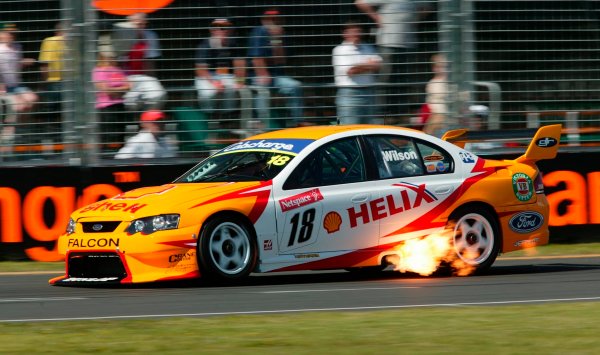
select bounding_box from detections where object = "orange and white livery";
[50,124,561,285]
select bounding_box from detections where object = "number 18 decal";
[288,208,316,246]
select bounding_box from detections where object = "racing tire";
[198,216,257,284]
[449,207,501,274]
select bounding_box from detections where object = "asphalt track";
[2,256,600,322]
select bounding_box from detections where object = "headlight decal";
[127,214,180,235]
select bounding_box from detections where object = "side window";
[284,137,366,190]
[415,140,454,174]
[365,135,423,179]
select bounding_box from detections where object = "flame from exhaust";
[388,230,477,277]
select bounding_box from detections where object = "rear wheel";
[450,208,500,273]
[198,216,257,283]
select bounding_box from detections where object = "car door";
[273,136,381,254]
[362,134,463,244]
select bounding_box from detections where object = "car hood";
[72,181,269,221]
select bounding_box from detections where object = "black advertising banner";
[0,151,598,261]
[0,164,193,261]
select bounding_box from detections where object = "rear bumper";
[499,195,550,253]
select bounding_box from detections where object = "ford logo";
[92,224,103,231]
[509,212,543,233]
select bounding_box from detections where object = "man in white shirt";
[332,22,382,124]
[115,110,177,159]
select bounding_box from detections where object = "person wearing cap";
[195,18,246,118]
[115,109,177,159]
[248,9,304,126]
[0,22,38,143]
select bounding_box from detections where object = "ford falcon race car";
[50,124,561,285]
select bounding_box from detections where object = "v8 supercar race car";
[50,124,561,285]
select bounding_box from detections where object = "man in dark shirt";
[248,9,304,126]
[195,18,246,114]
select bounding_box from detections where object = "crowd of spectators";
[0,4,463,160]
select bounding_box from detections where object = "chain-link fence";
[1,0,599,166]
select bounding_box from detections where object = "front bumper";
[49,224,202,285]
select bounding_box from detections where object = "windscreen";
[176,139,314,183]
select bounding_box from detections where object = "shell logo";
[93,0,174,16]
[323,211,342,234]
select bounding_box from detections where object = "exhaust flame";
[388,230,477,277]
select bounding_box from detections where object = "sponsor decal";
[279,188,323,212]
[513,237,539,248]
[219,139,313,155]
[382,150,418,162]
[459,151,476,164]
[168,251,195,263]
[436,161,446,172]
[509,211,544,233]
[323,211,342,234]
[536,137,557,148]
[67,238,119,248]
[347,183,437,228]
[425,162,437,173]
[263,239,273,251]
[294,253,320,259]
[512,173,533,201]
[424,155,444,162]
[79,201,147,214]
[61,277,119,282]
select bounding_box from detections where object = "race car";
[50,124,561,285]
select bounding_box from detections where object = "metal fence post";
[67,0,98,166]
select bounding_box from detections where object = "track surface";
[2,256,600,322]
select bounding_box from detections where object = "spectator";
[124,73,167,111]
[0,23,38,143]
[113,12,161,76]
[421,53,480,137]
[332,22,382,125]
[194,18,246,118]
[92,52,131,151]
[115,109,177,159]
[38,22,67,116]
[421,53,448,136]
[355,0,427,118]
[248,9,304,126]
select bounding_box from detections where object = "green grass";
[500,242,600,258]
[2,303,600,353]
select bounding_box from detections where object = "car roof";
[247,125,421,141]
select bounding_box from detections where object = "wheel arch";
[199,210,259,242]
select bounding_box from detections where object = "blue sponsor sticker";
[509,211,544,233]
[436,161,446,172]
[459,151,476,164]
[218,139,314,155]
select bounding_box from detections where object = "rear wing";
[442,124,562,164]
[514,124,561,164]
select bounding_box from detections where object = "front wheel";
[198,216,257,283]
[450,208,501,273]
